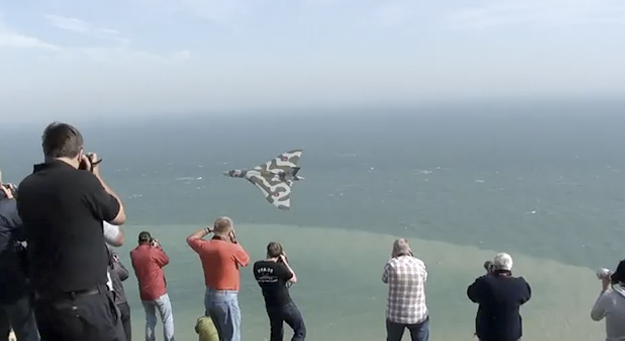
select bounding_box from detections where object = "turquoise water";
[1,106,624,340]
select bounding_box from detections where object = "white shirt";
[382,255,429,324]
[103,221,122,245]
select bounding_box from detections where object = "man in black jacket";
[107,246,132,341]
[467,253,531,341]
[0,183,39,341]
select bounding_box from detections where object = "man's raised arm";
[83,154,126,225]
[93,163,126,225]
[280,254,297,283]
[187,227,211,253]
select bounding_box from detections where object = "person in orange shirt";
[130,231,175,341]
[186,217,250,341]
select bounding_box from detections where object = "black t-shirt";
[253,260,293,308]
[16,160,120,294]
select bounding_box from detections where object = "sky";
[0,0,624,122]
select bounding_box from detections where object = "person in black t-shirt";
[16,122,127,341]
[253,242,306,341]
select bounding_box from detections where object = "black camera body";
[79,154,102,172]
[277,252,289,264]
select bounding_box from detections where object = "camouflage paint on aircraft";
[223,150,304,210]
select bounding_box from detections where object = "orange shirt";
[129,244,170,301]
[187,236,250,291]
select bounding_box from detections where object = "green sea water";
[1,105,625,340]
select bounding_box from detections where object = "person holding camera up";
[382,238,429,341]
[130,231,175,341]
[591,260,625,340]
[467,253,531,341]
[186,217,250,341]
[0,182,39,341]
[16,122,127,341]
[253,242,306,341]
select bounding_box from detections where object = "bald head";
[213,216,233,236]
[392,238,413,258]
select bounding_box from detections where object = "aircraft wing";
[244,170,292,210]
[253,149,302,173]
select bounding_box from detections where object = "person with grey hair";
[467,252,531,341]
[382,238,429,341]
[591,259,625,341]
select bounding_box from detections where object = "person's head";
[212,216,233,237]
[391,238,413,258]
[492,252,513,272]
[41,122,84,167]
[138,231,152,245]
[266,242,284,259]
[611,259,625,284]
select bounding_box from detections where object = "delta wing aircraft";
[223,149,304,210]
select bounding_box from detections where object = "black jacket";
[107,246,130,305]
[467,270,531,341]
[0,197,30,304]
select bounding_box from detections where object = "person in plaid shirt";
[382,238,429,341]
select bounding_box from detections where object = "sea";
[1,102,625,340]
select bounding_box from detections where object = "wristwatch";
[205,227,211,234]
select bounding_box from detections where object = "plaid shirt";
[382,255,428,324]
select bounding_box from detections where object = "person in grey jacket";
[592,259,625,341]
[107,246,132,341]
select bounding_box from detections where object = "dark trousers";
[0,295,40,341]
[386,316,429,341]
[117,302,131,341]
[34,286,125,341]
[266,301,306,341]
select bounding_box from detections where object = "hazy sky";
[1,0,624,122]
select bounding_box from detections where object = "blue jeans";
[204,288,241,341]
[142,293,175,341]
[0,295,39,341]
[386,316,429,341]
[266,301,306,341]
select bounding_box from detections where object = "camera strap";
[90,158,103,172]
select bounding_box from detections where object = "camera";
[150,238,160,247]
[277,252,288,263]
[597,268,612,280]
[79,154,102,172]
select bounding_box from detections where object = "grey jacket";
[591,285,625,341]
[107,246,130,305]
